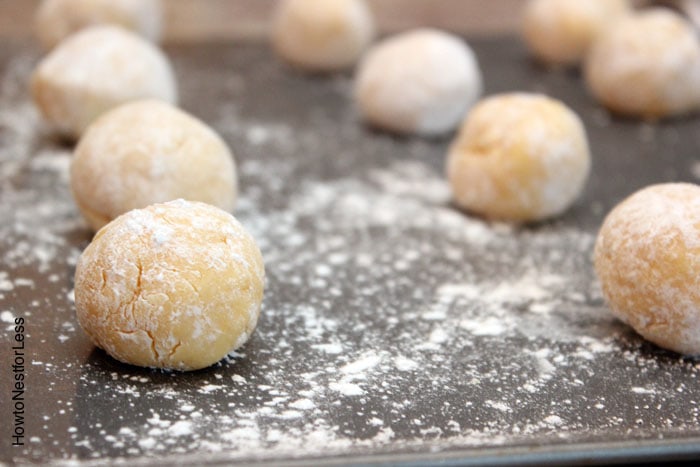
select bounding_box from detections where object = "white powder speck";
[460,317,507,336]
[0,277,13,291]
[13,278,33,287]
[168,421,193,437]
[289,399,315,410]
[329,382,364,396]
[369,417,384,426]
[485,401,512,413]
[246,125,271,146]
[529,302,555,314]
[29,151,71,182]
[232,374,246,384]
[313,343,343,354]
[429,328,449,344]
[631,387,656,395]
[314,264,332,277]
[138,437,156,450]
[278,410,303,419]
[543,415,564,426]
[1,310,14,323]
[394,356,419,372]
[340,352,381,374]
[421,310,447,321]
[147,414,170,428]
[199,385,222,394]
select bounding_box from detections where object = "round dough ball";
[272,0,375,72]
[70,99,237,231]
[594,184,700,355]
[584,9,700,119]
[522,0,631,66]
[31,25,177,139]
[35,0,163,50]
[447,93,590,222]
[74,199,265,371]
[355,29,483,136]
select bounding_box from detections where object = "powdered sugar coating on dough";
[35,0,163,50]
[522,0,631,66]
[272,0,375,71]
[70,99,237,231]
[31,25,177,138]
[74,200,265,371]
[447,93,590,222]
[355,29,482,136]
[584,9,700,119]
[594,183,700,355]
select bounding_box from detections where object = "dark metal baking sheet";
[2,37,700,466]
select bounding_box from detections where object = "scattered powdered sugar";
[1,309,15,324]
[4,42,700,466]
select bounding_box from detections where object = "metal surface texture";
[2,38,700,465]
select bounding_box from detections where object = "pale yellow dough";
[272,0,375,71]
[35,0,163,50]
[31,25,177,139]
[70,99,237,231]
[522,0,631,66]
[594,184,700,356]
[447,93,590,222]
[74,200,265,371]
[584,9,700,119]
[355,29,482,136]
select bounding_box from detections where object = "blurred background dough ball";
[522,0,631,66]
[355,29,482,136]
[447,93,590,222]
[70,100,237,231]
[35,0,163,50]
[584,9,700,119]
[31,25,177,139]
[272,0,375,71]
[594,184,700,355]
[74,200,265,371]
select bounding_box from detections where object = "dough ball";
[74,199,265,371]
[70,99,237,231]
[35,0,163,50]
[522,0,631,66]
[584,9,700,119]
[272,0,375,72]
[31,25,177,139]
[355,29,482,136]
[447,93,590,222]
[594,184,700,355]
